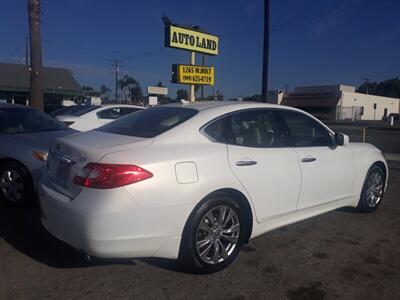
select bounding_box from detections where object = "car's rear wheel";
[179,193,246,274]
[357,165,385,213]
[0,161,33,206]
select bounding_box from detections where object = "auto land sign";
[173,64,215,85]
[165,25,219,55]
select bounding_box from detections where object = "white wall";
[340,92,400,120]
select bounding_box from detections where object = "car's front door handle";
[301,157,317,163]
[236,160,258,166]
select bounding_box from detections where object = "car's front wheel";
[179,193,246,274]
[0,161,33,206]
[357,164,385,213]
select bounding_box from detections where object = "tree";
[82,85,94,91]
[118,75,143,105]
[216,90,224,101]
[100,84,111,102]
[176,88,189,101]
[357,78,400,98]
[28,0,44,110]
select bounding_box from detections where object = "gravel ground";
[0,162,399,300]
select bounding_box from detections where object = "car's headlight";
[32,151,48,162]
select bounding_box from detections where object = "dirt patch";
[287,281,326,300]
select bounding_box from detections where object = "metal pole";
[25,36,29,66]
[111,60,121,104]
[190,51,196,102]
[28,0,44,110]
[261,0,270,103]
[200,54,205,100]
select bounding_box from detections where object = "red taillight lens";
[73,163,153,189]
[63,121,75,127]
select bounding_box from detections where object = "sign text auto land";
[165,25,219,55]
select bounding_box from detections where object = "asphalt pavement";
[0,162,399,300]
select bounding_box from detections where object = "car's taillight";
[73,163,153,189]
[63,121,75,127]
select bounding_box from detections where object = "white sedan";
[56,104,144,131]
[39,101,388,273]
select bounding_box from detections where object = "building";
[277,85,400,121]
[0,62,81,107]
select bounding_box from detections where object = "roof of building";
[0,62,81,96]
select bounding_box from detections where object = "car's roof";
[163,100,283,111]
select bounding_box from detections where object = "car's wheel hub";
[195,205,240,265]
[0,169,24,203]
[366,171,384,208]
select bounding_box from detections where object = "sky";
[0,0,399,99]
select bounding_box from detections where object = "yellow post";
[190,51,196,102]
[362,127,366,143]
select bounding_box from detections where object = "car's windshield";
[97,107,198,138]
[73,105,101,116]
[0,107,67,134]
[50,105,90,117]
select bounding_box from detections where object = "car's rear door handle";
[301,157,317,163]
[236,160,258,166]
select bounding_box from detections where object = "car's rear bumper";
[38,175,188,259]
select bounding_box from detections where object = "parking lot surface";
[0,162,399,300]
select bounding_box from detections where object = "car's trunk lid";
[47,130,153,198]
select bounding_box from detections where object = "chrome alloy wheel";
[366,171,384,208]
[195,205,240,265]
[0,169,24,203]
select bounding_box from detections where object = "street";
[0,162,399,300]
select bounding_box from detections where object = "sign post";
[190,51,196,102]
[164,23,219,102]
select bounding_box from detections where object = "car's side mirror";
[334,132,349,146]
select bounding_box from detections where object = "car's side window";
[278,110,331,147]
[229,110,289,148]
[97,107,140,120]
[204,117,228,142]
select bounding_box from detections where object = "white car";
[39,101,388,273]
[56,104,144,131]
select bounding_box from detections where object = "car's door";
[222,109,302,223]
[277,110,354,210]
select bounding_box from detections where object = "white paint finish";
[341,91,400,121]
[56,104,145,131]
[39,101,388,261]
[175,162,198,184]
[227,146,301,222]
[294,145,355,209]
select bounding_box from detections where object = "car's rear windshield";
[50,105,90,117]
[0,107,67,134]
[97,107,198,138]
[73,105,101,116]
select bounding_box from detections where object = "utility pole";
[363,78,370,95]
[28,0,44,110]
[200,54,205,100]
[261,0,270,103]
[111,60,122,103]
[25,36,29,66]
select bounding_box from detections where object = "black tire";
[179,193,246,274]
[0,161,34,207]
[357,164,385,213]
